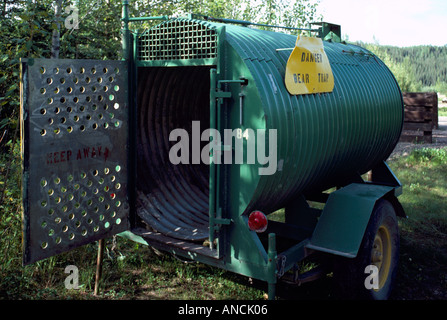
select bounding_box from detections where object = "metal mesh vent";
[21,58,129,264]
[138,19,218,61]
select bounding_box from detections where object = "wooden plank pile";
[400,92,438,143]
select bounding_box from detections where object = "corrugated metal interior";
[136,66,211,241]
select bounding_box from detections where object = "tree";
[51,0,63,58]
[364,43,422,92]
[0,0,321,150]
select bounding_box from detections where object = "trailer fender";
[306,183,397,258]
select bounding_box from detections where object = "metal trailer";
[20,1,405,300]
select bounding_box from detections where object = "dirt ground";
[389,116,447,159]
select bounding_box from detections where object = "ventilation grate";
[138,19,218,61]
[21,58,129,264]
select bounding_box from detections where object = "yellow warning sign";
[285,36,334,95]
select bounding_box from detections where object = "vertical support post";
[239,93,244,126]
[94,238,105,296]
[208,68,217,249]
[121,0,130,60]
[267,233,277,300]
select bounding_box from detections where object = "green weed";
[2,143,447,299]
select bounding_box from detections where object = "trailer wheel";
[333,198,399,300]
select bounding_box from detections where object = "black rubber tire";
[333,198,400,300]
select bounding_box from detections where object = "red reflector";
[248,211,268,233]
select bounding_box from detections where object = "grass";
[388,147,447,299]
[439,107,447,117]
[1,142,447,300]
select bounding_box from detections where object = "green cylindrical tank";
[222,23,404,214]
[135,19,403,240]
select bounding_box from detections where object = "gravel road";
[389,116,447,160]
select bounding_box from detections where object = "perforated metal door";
[20,58,129,265]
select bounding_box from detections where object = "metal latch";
[216,78,248,125]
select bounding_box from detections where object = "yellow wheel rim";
[371,224,392,290]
